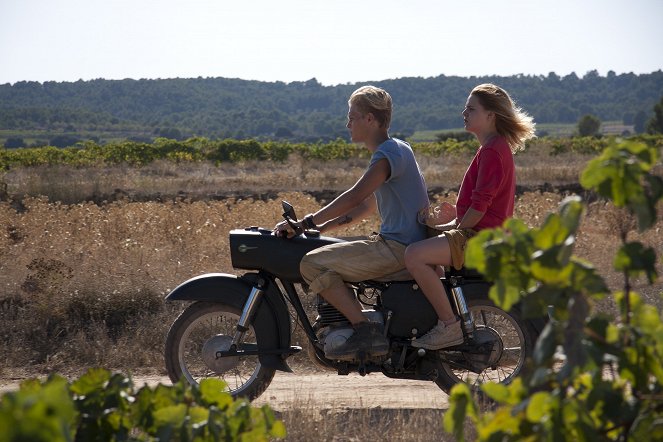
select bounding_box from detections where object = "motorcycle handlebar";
[281,200,305,237]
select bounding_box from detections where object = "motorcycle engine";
[320,326,355,355]
[315,299,385,356]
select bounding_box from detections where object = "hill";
[1,70,662,144]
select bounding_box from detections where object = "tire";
[165,301,275,401]
[435,298,537,393]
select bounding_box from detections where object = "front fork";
[231,279,267,347]
[449,278,475,338]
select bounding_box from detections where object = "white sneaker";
[412,319,464,350]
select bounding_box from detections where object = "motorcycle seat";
[445,266,484,280]
[370,268,413,283]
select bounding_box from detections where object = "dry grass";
[0,154,661,439]
[1,147,591,204]
[276,407,457,442]
[1,189,660,374]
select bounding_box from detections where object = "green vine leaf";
[614,242,658,284]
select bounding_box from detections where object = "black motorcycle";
[164,201,545,400]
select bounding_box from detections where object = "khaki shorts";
[441,229,476,270]
[300,233,409,294]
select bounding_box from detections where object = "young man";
[274,85,429,360]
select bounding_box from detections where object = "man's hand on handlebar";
[273,219,303,238]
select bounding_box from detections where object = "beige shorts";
[300,233,409,294]
[441,228,476,270]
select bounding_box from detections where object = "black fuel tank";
[229,227,345,282]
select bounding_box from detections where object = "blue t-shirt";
[369,138,428,245]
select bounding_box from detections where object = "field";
[1,146,662,440]
[409,121,632,141]
[2,120,631,147]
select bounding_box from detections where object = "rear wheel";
[165,301,275,401]
[435,299,537,393]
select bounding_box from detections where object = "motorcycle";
[164,201,545,401]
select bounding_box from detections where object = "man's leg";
[300,237,404,359]
[318,284,366,325]
[301,237,405,321]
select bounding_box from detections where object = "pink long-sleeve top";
[455,135,515,231]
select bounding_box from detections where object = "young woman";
[405,83,536,350]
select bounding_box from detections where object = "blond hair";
[471,83,536,153]
[349,85,392,129]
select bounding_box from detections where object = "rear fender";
[166,272,293,372]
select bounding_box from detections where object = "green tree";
[274,127,294,138]
[158,127,183,140]
[646,95,663,134]
[2,72,663,141]
[634,110,648,133]
[578,114,602,136]
[49,135,81,148]
[445,139,663,441]
[3,137,26,148]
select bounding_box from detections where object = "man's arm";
[317,195,377,233]
[309,158,390,227]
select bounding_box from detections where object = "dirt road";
[1,372,449,411]
[253,372,449,410]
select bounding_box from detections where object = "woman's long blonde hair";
[471,83,536,153]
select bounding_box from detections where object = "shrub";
[578,114,601,137]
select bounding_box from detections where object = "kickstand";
[396,345,408,370]
[357,351,368,376]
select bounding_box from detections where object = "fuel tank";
[229,227,345,282]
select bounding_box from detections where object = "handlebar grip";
[284,216,304,236]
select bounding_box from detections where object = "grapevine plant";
[445,139,663,441]
[4,135,660,170]
[0,368,286,441]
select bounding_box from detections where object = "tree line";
[1,71,662,143]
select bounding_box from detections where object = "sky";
[1,0,662,86]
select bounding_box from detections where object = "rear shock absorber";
[449,277,474,339]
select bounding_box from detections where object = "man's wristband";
[302,214,318,230]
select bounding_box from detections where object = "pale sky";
[1,0,662,86]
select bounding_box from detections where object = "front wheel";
[165,301,275,401]
[435,299,537,393]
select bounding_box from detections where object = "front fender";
[166,273,243,302]
[166,272,293,372]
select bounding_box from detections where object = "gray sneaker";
[411,320,464,350]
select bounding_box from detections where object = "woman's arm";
[432,202,485,231]
[456,207,485,229]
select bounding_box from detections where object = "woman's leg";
[405,236,456,323]
[405,236,464,349]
